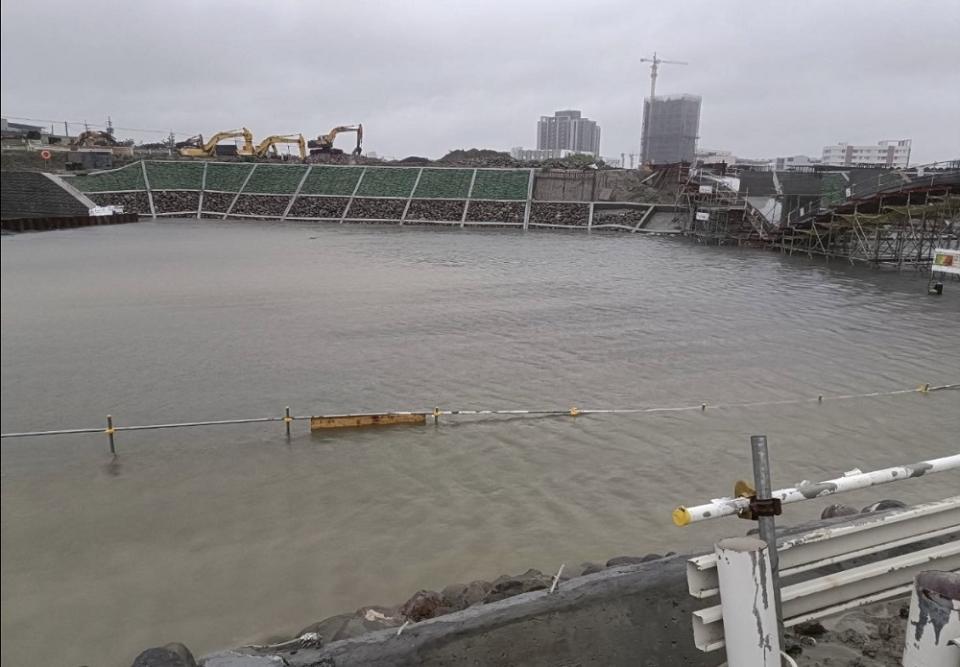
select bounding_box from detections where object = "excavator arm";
[310,124,362,156]
[250,134,307,160]
[180,128,254,157]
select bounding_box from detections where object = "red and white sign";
[40,149,52,160]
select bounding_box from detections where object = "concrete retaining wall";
[207,554,720,667]
[1,170,95,219]
[62,161,682,233]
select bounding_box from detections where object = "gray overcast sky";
[2,0,958,163]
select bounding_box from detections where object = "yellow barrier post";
[284,406,292,439]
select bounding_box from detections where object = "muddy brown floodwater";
[2,219,958,666]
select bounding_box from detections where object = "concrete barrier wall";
[1,171,94,219]
[208,555,721,667]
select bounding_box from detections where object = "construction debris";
[287,196,350,219]
[465,201,526,224]
[405,199,465,222]
[88,191,150,214]
[231,195,289,217]
[345,198,407,220]
[529,202,590,226]
[152,191,199,214]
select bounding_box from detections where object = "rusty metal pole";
[106,415,116,455]
[751,435,783,645]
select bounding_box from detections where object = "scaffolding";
[677,162,960,269]
[682,171,769,246]
[771,186,960,269]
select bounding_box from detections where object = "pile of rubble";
[200,192,235,213]
[466,201,526,224]
[287,196,350,219]
[345,198,406,220]
[592,206,648,226]
[405,199,465,222]
[152,191,200,214]
[89,191,150,214]
[230,195,289,217]
[529,202,590,226]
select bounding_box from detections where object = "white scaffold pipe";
[672,453,960,527]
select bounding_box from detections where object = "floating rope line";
[0,383,956,443]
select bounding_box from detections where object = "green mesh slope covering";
[145,162,205,190]
[204,163,254,192]
[355,167,419,197]
[471,170,530,200]
[299,166,363,195]
[72,163,145,192]
[413,169,473,198]
[242,164,308,194]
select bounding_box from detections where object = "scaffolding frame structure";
[679,162,960,270]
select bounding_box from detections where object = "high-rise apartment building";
[537,110,601,155]
[821,140,911,168]
[640,94,701,165]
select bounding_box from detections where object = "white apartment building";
[772,154,820,171]
[821,139,911,168]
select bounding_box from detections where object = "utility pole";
[639,52,688,165]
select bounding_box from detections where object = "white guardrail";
[675,443,960,666]
[689,496,960,651]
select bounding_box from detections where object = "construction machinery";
[71,130,119,148]
[308,124,363,156]
[241,134,307,160]
[178,128,254,158]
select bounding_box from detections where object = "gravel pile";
[152,191,200,214]
[345,198,406,220]
[230,195,289,217]
[529,202,590,226]
[405,199,465,222]
[287,196,349,219]
[466,201,526,223]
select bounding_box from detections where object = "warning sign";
[932,249,960,276]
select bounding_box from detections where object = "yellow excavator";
[308,124,363,156]
[241,134,307,160]
[178,128,254,157]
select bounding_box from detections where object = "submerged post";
[284,406,291,439]
[106,414,116,455]
[715,537,781,666]
[750,435,783,645]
